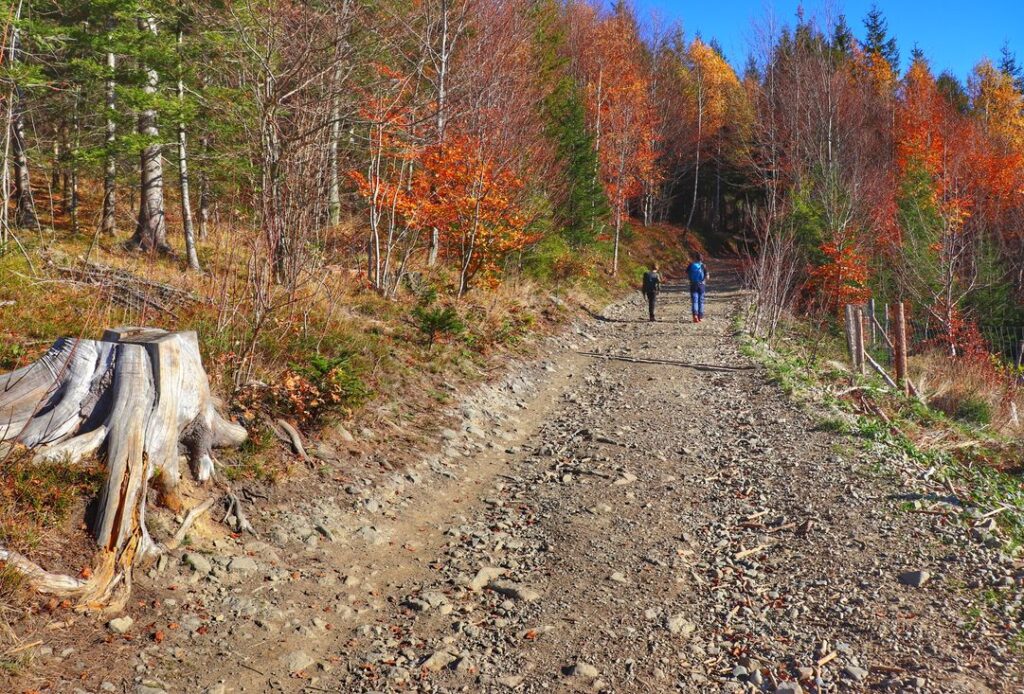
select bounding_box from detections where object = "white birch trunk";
[177,31,200,271]
[101,50,117,235]
[8,5,38,230]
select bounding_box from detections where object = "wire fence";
[859,301,1024,370]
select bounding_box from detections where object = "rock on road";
[91,273,1020,694]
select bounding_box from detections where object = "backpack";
[642,271,659,293]
[687,262,706,283]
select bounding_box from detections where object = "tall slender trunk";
[69,89,81,235]
[612,152,627,276]
[327,64,342,227]
[8,9,38,231]
[132,16,168,253]
[11,96,37,230]
[714,140,722,233]
[198,134,210,240]
[427,0,450,268]
[50,141,60,190]
[176,31,200,270]
[101,50,117,235]
[686,93,703,231]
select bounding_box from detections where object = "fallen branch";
[733,544,769,561]
[864,352,899,390]
[276,418,311,462]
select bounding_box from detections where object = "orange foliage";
[806,242,871,314]
[898,60,1024,232]
[411,136,534,291]
[576,5,660,227]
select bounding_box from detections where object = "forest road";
[35,271,1020,694]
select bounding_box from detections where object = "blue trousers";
[690,282,706,318]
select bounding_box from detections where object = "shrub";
[249,350,370,427]
[411,287,464,349]
[522,235,593,284]
[954,396,993,426]
[413,305,465,348]
[930,391,993,426]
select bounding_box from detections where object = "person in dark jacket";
[641,264,661,322]
[687,253,709,323]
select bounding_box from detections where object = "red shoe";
[692,315,698,323]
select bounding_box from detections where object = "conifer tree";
[831,14,854,56]
[999,41,1024,93]
[533,0,608,247]
[863,4,899,69]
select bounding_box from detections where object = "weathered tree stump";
[0,328,246,611]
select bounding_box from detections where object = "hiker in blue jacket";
[687,253,709,323]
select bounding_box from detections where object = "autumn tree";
[571,2,659,274]
[895,58,1024,353]
[970,59,1024,151]
[682,38,741,230]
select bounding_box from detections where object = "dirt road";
[17,275,1023,693]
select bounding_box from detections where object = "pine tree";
[999,41,1024,93]
[533,0,608,247]
[831,14,854,56]
[937,71,969,113]
[863,4,899,69]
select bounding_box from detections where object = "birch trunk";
[101,50,117,235]
[131,17,169,253]
[327,66,342,226]
[8,8,39,230]
[686,92,703,231]
[177,31,200,271]
[427,0,453,268]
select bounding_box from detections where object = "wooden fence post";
[883,303,892,365]
[844,304,857,369]
[894,301,909,396]
[867,298,876,346]
[854,306,866,375]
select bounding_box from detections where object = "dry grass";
[2,211,695,482]
[911,349,1023,435]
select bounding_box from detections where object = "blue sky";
[631,1,1024,79]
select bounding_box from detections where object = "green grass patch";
[0,452,105,552]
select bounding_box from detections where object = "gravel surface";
[12,275,1024,694]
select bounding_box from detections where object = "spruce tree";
[999,41,1024,93]
[937,71,969,113]
[532,0,609,247]
[831,14,854,56]
[863,4,899,69]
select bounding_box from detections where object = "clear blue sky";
[631,1,1024,79]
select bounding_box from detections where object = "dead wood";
[0,327,246,611]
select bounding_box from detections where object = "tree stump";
[0,328,246,611]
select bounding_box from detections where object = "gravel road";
[17,274,1024,694]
